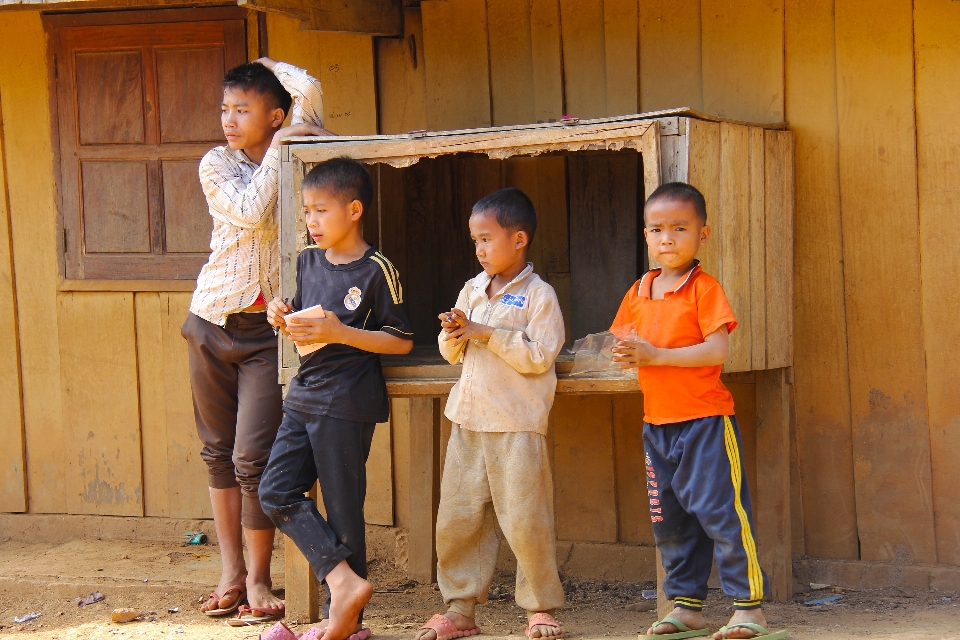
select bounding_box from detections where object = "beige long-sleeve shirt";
[190,62,324,326]
[438,264,565,436]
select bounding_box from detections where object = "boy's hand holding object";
[267,297,292,336]
[438,308,494,347]
[284,303,340,355]
[611,338,660,368]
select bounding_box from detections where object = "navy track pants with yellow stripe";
[643,414,768,610]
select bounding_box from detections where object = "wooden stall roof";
[282,107,787,167]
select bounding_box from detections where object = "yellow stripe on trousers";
[722,416,764,600]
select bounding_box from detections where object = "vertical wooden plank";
[266,16,379,134]
[58,293,144,516]
[530,0,564,122]
[505,156,569,275]
[285,484,320,624]
[366,420,394,526]
[613,393,653,545]
[135,292,169,517]
[834,0,935,564]
[162,293,210,519]
[638,0,703,112]
[552,395,617,542]
[718,123,751,372]
[568,153,639,339]
[915,0,960,566]
[487,0,536,126]
[559,0,607,118]
[377,8,428,134]
[784,0,857,561]
[603,0,638,116]
[747,128,767,371]
[421,0,492,130]
[763,130,794,369]
[700,0,784,123]
[0,94,26,512]
[391,397,439,582]
[0,13,66,513]
[686,119,721,279]
[755,369,791,601]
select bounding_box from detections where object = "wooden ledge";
[59,279,196,292]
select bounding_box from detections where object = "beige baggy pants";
[436,425,565,618]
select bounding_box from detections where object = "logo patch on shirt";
[500,293,526,308]
[344,286,362,311]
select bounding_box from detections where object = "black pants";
[644,414,769,611]
[181,312,283,530]
[260,408,375,618]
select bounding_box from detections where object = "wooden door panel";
[162,159,211,253]
[76,51,145,145]
[53,10,249,280]
[81,160,151,253]
[157,47,226,143]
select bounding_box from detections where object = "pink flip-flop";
[260,622,300,640]
[301,625,373,640]
[525,613,563,639]
[417,614,481,640]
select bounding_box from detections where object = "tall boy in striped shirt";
[182,58,328,622]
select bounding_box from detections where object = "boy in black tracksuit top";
[261,158,414,640]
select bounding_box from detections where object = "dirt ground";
[0,540,957,639]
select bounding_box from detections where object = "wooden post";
[283,483,321,624]
[392,396,440,584]
[755,367,792,601]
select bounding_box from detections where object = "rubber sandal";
[301,625,372,640]
[202,585,247,617]
[260,622,301,640]
[417,614,481,640]
[526,612,563,638]
[227,604,286,627]
[637,617,710,640]
[715,623,788,639]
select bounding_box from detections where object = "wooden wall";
[2,0,960,574]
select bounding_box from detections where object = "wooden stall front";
[277,110,794,621]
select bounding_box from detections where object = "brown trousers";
[436,425,565,618]
[181,312,283,530]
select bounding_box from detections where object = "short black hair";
[222,62,293,116]
[471,188,537,244]
[301,157,374,213]
[644,182,708,225]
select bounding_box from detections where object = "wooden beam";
[755,368,792,601]
[239,0,401,36]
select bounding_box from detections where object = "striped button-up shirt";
[190,62,324,326]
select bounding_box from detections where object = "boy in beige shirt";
[415,188,567,640]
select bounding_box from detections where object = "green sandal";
[715,622,788,639]
[638,617,710,640]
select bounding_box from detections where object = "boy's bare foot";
[200,571,247,612]
[527,611,563,639]
[713,608,768,639]
[302,619,365,639]
[414,612,478,640]
[247,575,285,613]
[646,607,707,635]
[324,561,373,640]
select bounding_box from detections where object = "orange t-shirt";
[611,263,737,425]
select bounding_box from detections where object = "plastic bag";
[569,326,638,375]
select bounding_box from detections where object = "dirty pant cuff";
[447,599,476,619]
[208,471,240,490]
[241,493,276,530]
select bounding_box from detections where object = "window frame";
[45,6,258,288]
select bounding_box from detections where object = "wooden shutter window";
[51,9,249,280]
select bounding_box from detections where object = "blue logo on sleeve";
[500,293,526,308]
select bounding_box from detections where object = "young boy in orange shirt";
[611,183,786,640]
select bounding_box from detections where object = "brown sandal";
[202,585,246,617]
[416,614,481,640]
[525,613,564,639]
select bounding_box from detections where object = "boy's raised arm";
[259,58,325,128]
[487,288,565,375]
[199,148,280,229]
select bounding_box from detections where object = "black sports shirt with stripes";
[283,245,413,423]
